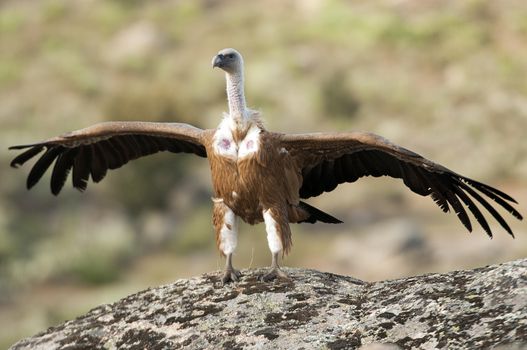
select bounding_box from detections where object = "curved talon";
[222,268,242,285]
[260,267,289,282]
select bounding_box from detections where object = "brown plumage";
[10,122,206,194]
[9,48,523,283]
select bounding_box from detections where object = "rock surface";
[11,259,527,350]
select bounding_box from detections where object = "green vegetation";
[1,0,526,347]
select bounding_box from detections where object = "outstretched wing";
[280,131,522,237]
[10,121,208,195]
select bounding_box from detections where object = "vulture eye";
[227,54,234,59]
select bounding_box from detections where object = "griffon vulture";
[9,48,523,283]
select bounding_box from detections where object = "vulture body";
[9,48,523,283]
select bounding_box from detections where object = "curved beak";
[212,54,224,68]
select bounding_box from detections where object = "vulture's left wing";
[10,121,208,195]
[279,131,522,237]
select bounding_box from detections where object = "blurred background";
[1,0,526,346]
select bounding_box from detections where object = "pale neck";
[225,70,247,123]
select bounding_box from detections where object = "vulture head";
[212,48,243,74]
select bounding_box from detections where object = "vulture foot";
[260,267,289,282]
[222,268,242,285]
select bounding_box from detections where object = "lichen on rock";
[10,259,527,349]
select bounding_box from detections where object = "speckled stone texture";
[10,259,527,350]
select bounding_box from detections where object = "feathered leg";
[261,208,290,281]
[213,200,242,284]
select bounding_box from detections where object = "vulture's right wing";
[280,131,522,238]
[10,121,209,195]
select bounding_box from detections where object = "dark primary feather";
[72,146,91,191]
[9,123,207,195]
[51,148,78,195]
[26,146,63,190]
[10,145,45,168]
[281,132,522,238]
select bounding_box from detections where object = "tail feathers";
[298,201,343,224]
